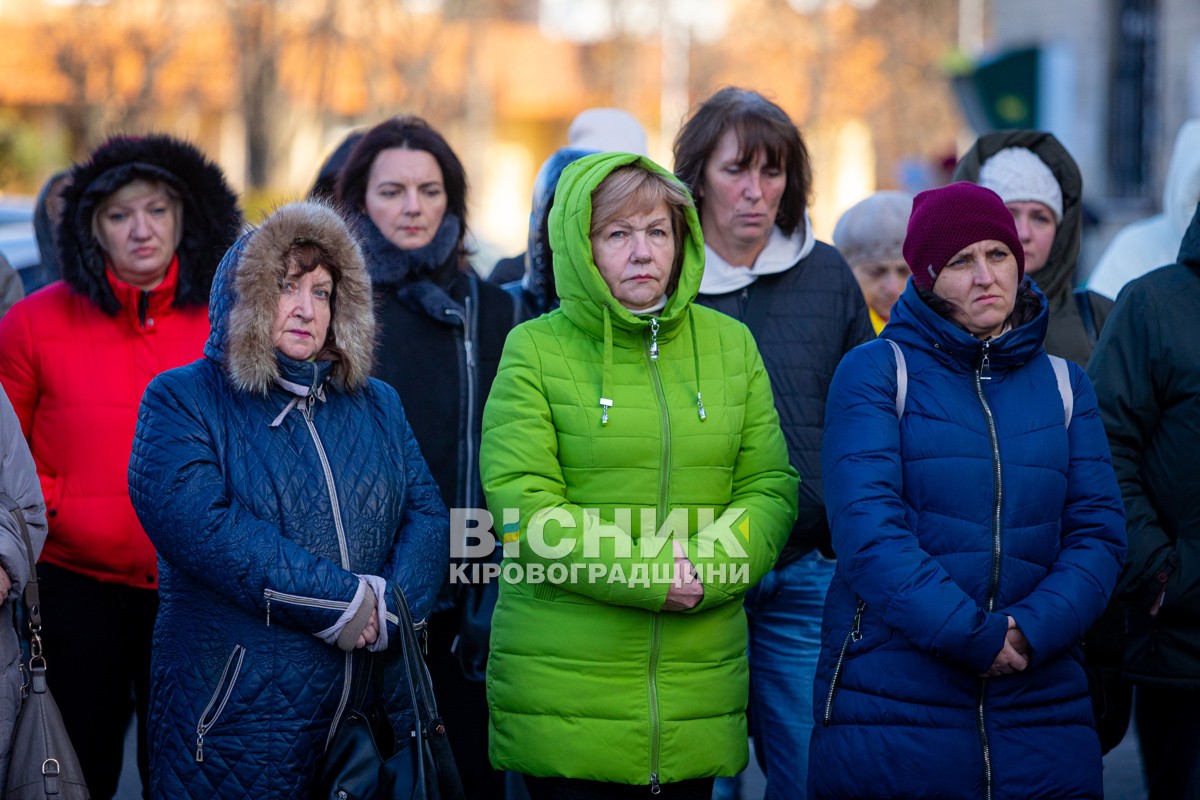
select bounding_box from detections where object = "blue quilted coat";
[128,202,449,799]
[811,281,1125,800]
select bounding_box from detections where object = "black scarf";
[357,211,462,287]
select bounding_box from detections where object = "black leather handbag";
[311,585,464,800]
[0,493,89,800]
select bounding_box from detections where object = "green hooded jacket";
[480,152,798,786]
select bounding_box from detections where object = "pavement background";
[116,715,1149,799]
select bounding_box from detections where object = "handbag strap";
[389,585,440,723]
[0,493,41,637]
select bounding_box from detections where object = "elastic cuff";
[336,585,376,651]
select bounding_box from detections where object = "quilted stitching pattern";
[128,213,449,799]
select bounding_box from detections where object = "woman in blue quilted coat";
[127,201,449,799]
[810,182,1125,800]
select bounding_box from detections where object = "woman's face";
[272,265,333,361]
[698,128,786,263]
[932,239,1019,339]
[590,199,675,312]
[851,258,910,323]
[94,179,181,290]
[364,147,448,251]
[1007,201,1056,274]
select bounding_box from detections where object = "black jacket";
[358,217,515,541]
[1087,203,1200,690]
[953,130,1111,367]
[696,240,873,557]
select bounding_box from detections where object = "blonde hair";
[91,178,184,252]
[589,164,694,292]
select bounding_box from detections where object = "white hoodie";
[1087,119,1200,300]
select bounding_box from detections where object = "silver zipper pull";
[649,318,659,361]
[600,398,612,426]
[195,735,205,763]
[980,341,992,381]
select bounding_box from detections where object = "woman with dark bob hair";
[672,87,873,798]
[811,182,1125,799]
[127,201,448,798]
[336,115,515,798]
[0,133,242,798]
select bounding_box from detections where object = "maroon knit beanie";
[903,181,1025,291]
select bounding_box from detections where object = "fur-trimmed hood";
[58,134,242,316]
[204,201,376,395]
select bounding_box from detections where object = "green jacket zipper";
[646,318,669,794]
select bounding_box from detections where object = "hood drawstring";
[599,307,707,425]
[688,309,706,421]
[269,375,327,427]
[600,305,614,425]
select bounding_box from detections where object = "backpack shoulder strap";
[886,339,907,419]
[1048,354,1074,429]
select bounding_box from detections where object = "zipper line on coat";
[445,297,479,518]
[646,323,671,794]
[297,363,355,744]
[823,599,865,726]
[973,340,1004,800]
[263,589,348,627]
[194,645,246,762]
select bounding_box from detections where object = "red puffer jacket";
[0,259,208,589]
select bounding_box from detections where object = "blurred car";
[0,196,49,295]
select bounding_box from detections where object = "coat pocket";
[194,644,247,763]
[822,600,866,727]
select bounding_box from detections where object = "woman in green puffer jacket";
[480,152,798,799]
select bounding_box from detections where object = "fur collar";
[58,134,242,316]
[205,201,376,395]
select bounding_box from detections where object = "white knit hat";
[567,108,648,157]
[833,191,914,268]
[978,147,1063,223]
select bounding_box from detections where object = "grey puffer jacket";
[0,384,47,792]
[128,201,449,800]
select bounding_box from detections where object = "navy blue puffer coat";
[128,202,449,799]
[811,281,1125,799]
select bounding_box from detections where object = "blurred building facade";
[0,0,968,253]
[980,0,1200,268]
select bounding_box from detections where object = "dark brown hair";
[672,87,812,237]
[335,116,469,256]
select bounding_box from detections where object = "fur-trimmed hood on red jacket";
[57,134,243,316]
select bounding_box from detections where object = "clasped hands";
[662,539,704,612]
[982,616,1031,678]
